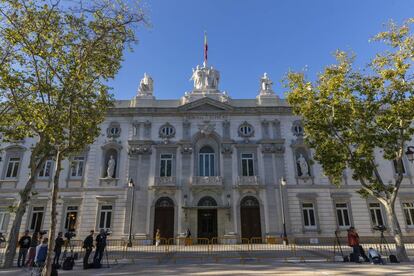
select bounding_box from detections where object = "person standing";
[185,228,192,246]
[155,229,161,247]
[82,230,94,269]
[347,227,361,263]
[0,232,5,246]
[34,238,48,266]
[53,232,64,266]
[25,232,39,267]
[94,229,107,265]
[17,230,31,267]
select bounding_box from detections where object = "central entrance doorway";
[240,196,262,240]
[153,197,174,243]
[197,196,218,241]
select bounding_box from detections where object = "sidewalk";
[1,259,414,276]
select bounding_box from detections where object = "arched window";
[241,196,260,207]
[198,196,217,207]
[199,146,215,176]
[155,197,174,208]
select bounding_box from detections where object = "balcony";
[154,176,177,187]
[192,176,223,187]
[236,176,261,187]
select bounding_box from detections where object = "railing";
[237,176,261,186]
[2,236,414,266]
[153,176,177,186]
[192,176,223,186]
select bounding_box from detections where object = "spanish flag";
[204,32,208,65]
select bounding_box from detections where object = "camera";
[373,225,386,232]
[39,230,47,236]
[65,231,76,240]
[104,229,112,236]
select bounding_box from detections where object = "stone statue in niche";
[106,155,116,178]
[296,154,310,177]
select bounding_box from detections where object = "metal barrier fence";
[1,236,414,265]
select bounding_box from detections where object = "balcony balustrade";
[237,176,261,186]
[192,176,223,186]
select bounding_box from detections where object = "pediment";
[179,97,233,112]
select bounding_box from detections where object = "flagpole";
[203,31,208,67]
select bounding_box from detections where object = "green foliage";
[285,18,414,201]
[0,0,146,154]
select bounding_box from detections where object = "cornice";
[106,106,293,117]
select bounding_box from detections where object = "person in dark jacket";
[53,232,64,265]
[17,230,31,267]
[93,229,107,265]
[25,232,38,267]
[347,227,361,263]
[82,230,94,269]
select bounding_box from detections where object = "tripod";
[377,230,391,256]
[333,231,348,262]
[62,238,75,260]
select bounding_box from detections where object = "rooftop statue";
[190,65,220,91]
[138,73,154,95]
[259,72,274,95]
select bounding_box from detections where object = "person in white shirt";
[368,247,384,264]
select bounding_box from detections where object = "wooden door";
[153,197,174,243]
[197,209,217,241]
[240,196,262,240]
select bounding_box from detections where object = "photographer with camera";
[53,232,64,266]
[93,229,108,267]
[82,230,94,269]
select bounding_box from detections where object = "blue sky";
[108,0,414,100]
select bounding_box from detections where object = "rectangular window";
[369,203,385,226]
[99,205,112,229]
[160,154,173,177]
[393,159,406,174]
[199,153,215,176]
[38,160,53,178]
[335,203,351,228]
[5,157,20,178]
[29,206,44,232]
[64,206,78,231]
[70,156,85,178]
[0,210,8,231]
[241,153,254,176]
[402,202,414,227]
[302,203,317,229]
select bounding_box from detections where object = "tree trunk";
[2,143,47,268]
[2,177,36,268]
[43,150,62,276]
[384,202,409,262]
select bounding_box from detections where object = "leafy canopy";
[285,18,414,200]
[0,0,146,153]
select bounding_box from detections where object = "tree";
[285,18,414,261]
[0,0,146,273]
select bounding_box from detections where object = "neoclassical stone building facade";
[1,63,414,242]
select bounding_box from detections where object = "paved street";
[1,259,414,276]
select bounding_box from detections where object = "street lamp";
[127,178,135,247]
[279,177,288,246]
[406,146,414,163]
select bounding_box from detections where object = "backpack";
[62,256,75,270]
[389,254,399,263]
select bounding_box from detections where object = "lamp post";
[406,146,414,163]
[127,178,135,247]
[279,177,288,245]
